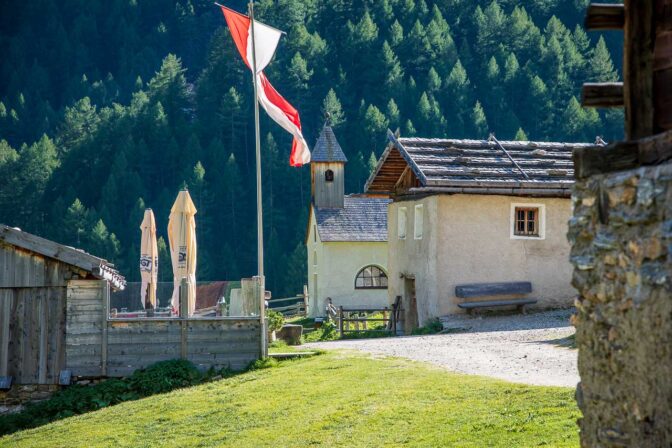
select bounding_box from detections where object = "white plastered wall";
[307,209,389,317]
[387,194,575,326]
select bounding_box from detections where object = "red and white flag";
[220,5,311,166]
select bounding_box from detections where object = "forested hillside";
[0,0,621,295]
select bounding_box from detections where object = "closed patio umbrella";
[168,189,197,316]
[139,208,158,310]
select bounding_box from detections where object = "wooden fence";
[325,297,403,337]
[267,286,308,317]
[65,280,261,379]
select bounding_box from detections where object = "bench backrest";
[455,282,532,298]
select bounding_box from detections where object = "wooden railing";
[337,306,395,337]
[268,286,308,317]
[325,297,404,337]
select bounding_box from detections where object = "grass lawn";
[0,352,579,448]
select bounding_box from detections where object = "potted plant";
[266,310,284,342]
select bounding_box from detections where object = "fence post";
[303,284,308,316]
[338,306,344,337]
[180,278,188,360]
[257,276,267,359]
[101,281,109,376]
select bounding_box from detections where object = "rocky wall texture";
[569,161,672,447]
[0,384,60,414]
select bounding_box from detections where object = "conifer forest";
[0,0,622,295]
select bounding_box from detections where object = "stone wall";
[569,161,672,447]
[0,384,60,414]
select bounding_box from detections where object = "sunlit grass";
[1,352,579,448]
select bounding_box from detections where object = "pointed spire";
[311,116,348,163]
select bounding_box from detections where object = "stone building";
[570,1,672,445]
[366,133,592,331]
[306,122,390,317]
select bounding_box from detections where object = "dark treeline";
[0,0,621,295]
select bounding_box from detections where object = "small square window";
[514,207,539,237]
[414,204,423,239]
[398,207,407,239]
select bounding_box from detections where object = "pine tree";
[63,199,89,247]
[368,151,378,176]
[364,104,390,147]
[321,89,345,127]
[590,36,618,82]
[389,20,404,48]
[561,96,587,140]
[471,101,489,137]
[382,41,404,90]
[504,53,519,82]
[427,67,442,93]
[514,128,528,141]
[386,98,401,129]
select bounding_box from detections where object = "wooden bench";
[455,282,537,314]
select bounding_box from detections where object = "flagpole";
[248,1,267,357]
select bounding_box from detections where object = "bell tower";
[311,115,347,209]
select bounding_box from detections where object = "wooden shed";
[0,225,125,386]
[0,225,263,394]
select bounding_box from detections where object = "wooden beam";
[624,0,655,139]
[585,3,625,30]
[573,129,672,178]
[582,82,624,107]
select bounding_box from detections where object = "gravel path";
[306,309,578,387]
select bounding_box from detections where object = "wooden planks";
[585,3,625,30]
[455,282,533,298]
[573,129,672,177]
[624,0,655,139]
[0,287,66,384]
[582,82,625,108]
[0,290,11,376]
[103,318,260,376]
[65,280,104,378]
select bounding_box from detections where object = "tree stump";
[277,324,303,346]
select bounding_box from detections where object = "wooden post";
[303,284,308,316]
[101,281,109,376]
[338,306,344,337]
[623,0,655,139]
[0,292,11,377]
[585,3,625,30]
[38,293,48,384]
[582,82,624,107]
[257,276,267,358]
[180,278,188,360]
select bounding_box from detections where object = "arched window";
[355,265,388,289]
[325,169,334,182]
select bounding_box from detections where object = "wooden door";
[404,278,419,334]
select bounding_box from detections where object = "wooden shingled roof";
[366,131,595,198]
[313,196,390,242]
[0,224,126,290]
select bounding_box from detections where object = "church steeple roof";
[311,116,348,163]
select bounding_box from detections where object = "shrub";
[127,359,202,396]
[248,357,279,370]
[302,320,339,343]
[0,359,205,437]
[267,310,285,332]
[411,318,444,335]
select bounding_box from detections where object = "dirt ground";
[306,309,578,387]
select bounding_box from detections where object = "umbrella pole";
[249,1,267,358]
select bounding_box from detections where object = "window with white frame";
[354,265,388,289]
[510,203,545,239]
[398,207,407,239]
[414,204,423,239]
